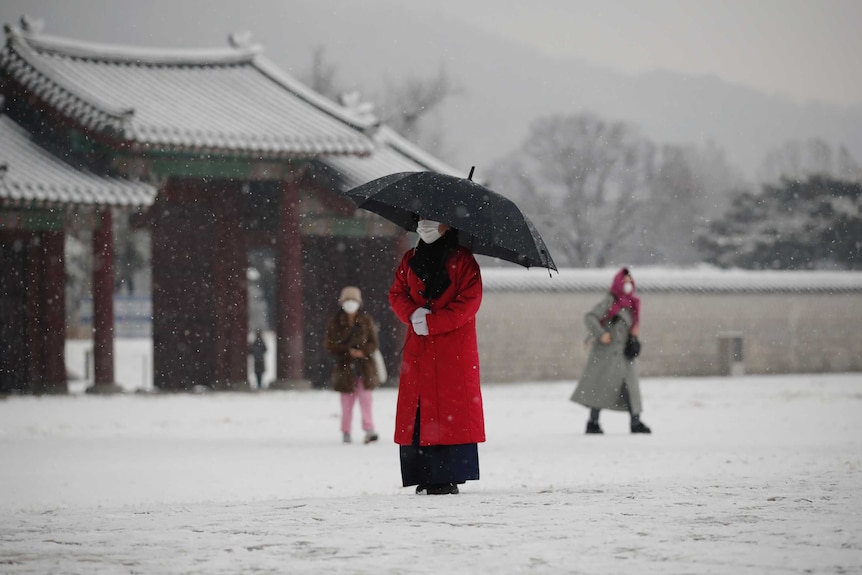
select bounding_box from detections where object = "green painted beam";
[0,209,66,231]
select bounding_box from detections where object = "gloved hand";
[410,307,431,336]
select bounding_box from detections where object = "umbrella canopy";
[344,170,557,271]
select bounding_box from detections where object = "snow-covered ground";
[1,357,860,573]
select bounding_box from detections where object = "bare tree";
[631,145,701,264]
[302,46,341,101]
[758,138,862,184]
[680,141,747,217]
[300,49,460,158]
[376,65,461,154]
[490,113,655,267]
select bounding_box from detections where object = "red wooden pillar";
[213,183,249,390]
[88,208,122,393]
[24,229,66,393]
[26,234,44,393]
[40,230,67,393]
[273,177,309,389]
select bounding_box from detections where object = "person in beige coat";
[324,286,380,444]
[570,268,651,434]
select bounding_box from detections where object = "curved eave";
[125,130,373,159]
[0,115,156,208]
[19,28,262,66]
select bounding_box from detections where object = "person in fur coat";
[324,286,380,444]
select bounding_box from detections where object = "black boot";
[631,422,651,433]
[417,483,459,495]
[585,421,603,434]
[630,416,651,434]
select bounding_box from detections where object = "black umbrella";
[344,168,557,271]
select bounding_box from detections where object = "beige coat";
[570,293,642,413]
[323,310,380,393]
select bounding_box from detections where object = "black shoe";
[417,483,459,495]
[586,421,603,434]
[631,421,652,434]
[364,432,379,444]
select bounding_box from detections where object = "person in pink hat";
[324,286,381,444]
[571,267,651,434]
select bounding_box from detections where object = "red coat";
[389,245,485,446]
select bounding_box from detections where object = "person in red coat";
[388,217,485,495]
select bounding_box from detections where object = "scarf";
[600,267,640,328]
[408,229,460,305]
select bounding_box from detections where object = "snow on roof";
[0,24,375,157]
[321,125,464,190]
[0,114,156,207]
[481,267,862,294]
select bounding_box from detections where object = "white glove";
[410,307,431,336]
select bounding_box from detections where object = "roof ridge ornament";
[228,31,254,50]
[339,91,379,129]
[20,15,45,34]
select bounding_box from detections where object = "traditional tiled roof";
[0,24,374,157]
[482,267,862,294]
[322,125,465,190]
[0,114,155,207]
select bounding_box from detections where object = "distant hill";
[2,0,860,180]
[266,0,862,180]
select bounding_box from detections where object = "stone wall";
[476,291,862,383]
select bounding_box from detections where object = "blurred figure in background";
[248,329,267,390]
[571,267,651,434]
[324,286,380,444]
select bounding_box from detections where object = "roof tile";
[0,115,156,207]
[1,26,375,157]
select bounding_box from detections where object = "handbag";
[371,348,387,384]
[624,334,641,359]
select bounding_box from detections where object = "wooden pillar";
[0,230,30,393]
[40,230,67,394]
[212,183,249,390]
[88,208,122,394]
[26,234,43,394]
[272,177,309,389]
[23,230,67,393]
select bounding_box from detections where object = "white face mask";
[416,220,443,244]
[623,282,634,295]
[341,300,360,314]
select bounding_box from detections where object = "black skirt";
[399,408,480,487]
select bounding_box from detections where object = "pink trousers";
[340,377,375,434]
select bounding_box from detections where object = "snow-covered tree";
[697,175,862,270]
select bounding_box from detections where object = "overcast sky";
[416,0,862,107]
[1,0,860,108]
